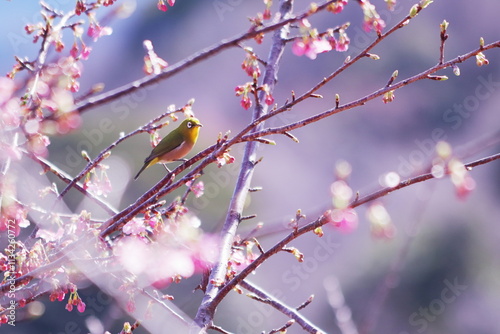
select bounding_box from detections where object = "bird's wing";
[144,129,184,164]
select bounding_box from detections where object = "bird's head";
[180,117,203,142]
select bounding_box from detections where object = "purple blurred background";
[1,0,500,333]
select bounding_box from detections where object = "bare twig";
[27,8,76,108]
[242,40,500,143]
[439,20,449,65]
[56,107,182,201]
[66,0,339,117]
[209,324,235,334]
[23,150,117,216]
[199,152,500,313]
[270,320,295,333]
[350,152,500,208]
[240,280,325,334]
[296,295,314,311]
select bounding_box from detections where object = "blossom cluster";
[116,205,218,291]
[292,19,350,60]
[325,160,359,233]
[431,141,476,200]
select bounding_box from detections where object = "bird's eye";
[187,122,193,128]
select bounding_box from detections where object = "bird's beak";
[197,123,203,127]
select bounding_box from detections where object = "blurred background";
[1,0,500,333]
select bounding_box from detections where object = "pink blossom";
[75,0,85,15]
[263,8,271,20]
[151,277,172,289]
[28,133,50,157]
[367,203,395,239]
[157,0,168,11]
[308,38,332,59]
[186,180,204,198]
[229,245,258,274]
[84,170,112,197]
[328,208,358,233]
[240,93,251,109]
[327,0,348,14]
[190,235,219,272]
[383,90,395,103]
[87,23,112,41]
[49,289,66,302]
[360,1,386,33]
[335,30,350,52]
[235,83,253,110]
[68,78,80,92]
[363,17,386,33]
[217,151,235,167]
[455,175,476,200]
[241,51,261,78]
[449,159,476,200]
[292,40,307,57]
[70,43,79,58]
[264,92,274,105]
[81,44,92,60]
[292,38,332,60]
[127,298,136,313]
[123,218,146,235]
[77,301,86,313]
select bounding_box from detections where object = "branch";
[56,107,183,201]
[201,152,500,312]
[27,7,76,108]
[241,280,325,334]
[97,38,500,241]
[193,0,293,329]
[233,2,433,137]
[350,152,500,208]
[23,150,117,216]
[0,235,86,295]
[242,40,500,142]
[67,0,338,117]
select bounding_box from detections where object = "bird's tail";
[134,163,148,180]
[134,157,160,180]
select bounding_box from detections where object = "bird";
[134,117,202,180]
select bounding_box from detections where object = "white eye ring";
[187,122,193,128]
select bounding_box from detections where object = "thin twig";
[0,234,88,294]
[242,40,500,143]
[202,152,500,312]
[65,0,339,118]
[240,280,325,334]
[270,320,295,333]
[56,108,182,201]
[209,324,235,334]
[23,150,117,216]
[28,8,76,108]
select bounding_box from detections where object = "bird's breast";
[157,140,194,163]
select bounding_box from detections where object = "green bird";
[134,117,203,180]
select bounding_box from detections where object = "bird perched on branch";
[134,117,202,180]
